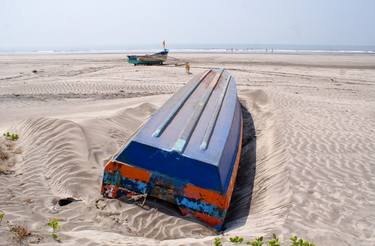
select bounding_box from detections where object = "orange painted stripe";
[180,208,223,227]
[224,116,243,208]
[192,211,223,227]
[104,160,117,173]
[104,160,150,183]
[117,162,151,183]
[184,116,243,210]
[184,184,226,209]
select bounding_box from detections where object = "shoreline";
[1,49,375,56]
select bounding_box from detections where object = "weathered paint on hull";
[102,117,242,230]
[127,50,168,65]
[101,69,242,230]
[127,57,164,65]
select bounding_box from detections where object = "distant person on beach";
[185,62,191,74]
[162,40,166,50]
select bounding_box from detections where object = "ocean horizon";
[1,44,375,54]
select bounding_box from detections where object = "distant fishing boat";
[127,49,169,65]
[101,69,242,230]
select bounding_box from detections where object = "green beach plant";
[247,236,263,246]
[47,218,61,242]
[214,237,222,246]
[0,211,4,223]
[230,236,244,243]
[3,132,19,141]
[212,234,314,246]
[290,235,315,246]
[213,234,315,246]
[268,234,281,246]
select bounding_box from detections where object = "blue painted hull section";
[117,142,223,192]
[116,100,241,194]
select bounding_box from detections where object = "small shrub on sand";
[47,218,61,242]
[0,139,13,175]
[10,224,31,245]
[247,236,263,246]
[0,149,9,161]
[268,234,281,246]
[0,211,4,222]
[214,237,222,246]
[230,236,244,243]
[0,146,11,175]
[3,132,19,141]
[213,234,314,246]
[290,235,315,246]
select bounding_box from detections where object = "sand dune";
[0,53,374,245]
[1,102,214,245]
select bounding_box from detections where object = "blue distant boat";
[102,69,242,230]
[127,49,169,65]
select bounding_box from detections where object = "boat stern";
[101,116,242,231]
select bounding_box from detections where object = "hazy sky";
[1,0,374,50]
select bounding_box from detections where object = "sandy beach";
[0,52,375,245]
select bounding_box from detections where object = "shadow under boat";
[223,104,257,230]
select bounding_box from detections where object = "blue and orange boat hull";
[127,49,169,65]
[102,69,242,230]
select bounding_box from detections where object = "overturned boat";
[101,69,242,230]
[127,49,169,65]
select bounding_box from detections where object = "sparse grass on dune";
[3,132,19,141]
[0,148,9,161]
[0,139,11,174]
[214,234,315,246]
[0,132,20,175]
[48,218,62,242]
[9,224,31,245]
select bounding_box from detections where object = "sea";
[1,44,375,54]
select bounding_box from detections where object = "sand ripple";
[1,53,374,245]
